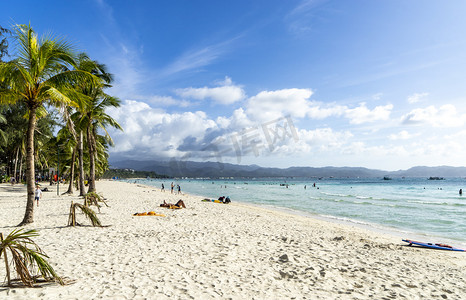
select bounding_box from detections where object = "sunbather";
[160,199,186,208]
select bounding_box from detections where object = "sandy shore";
[0,180,465,299]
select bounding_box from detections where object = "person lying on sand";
[160,199,186,209]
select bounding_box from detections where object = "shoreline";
[1,180,465,299]
[238,201,466,248]
[128,178,466,248]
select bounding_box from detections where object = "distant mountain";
[109,159,466,178]
[390,166,466,178]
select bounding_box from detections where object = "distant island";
[102,168,169,179]
[109,159,466,179]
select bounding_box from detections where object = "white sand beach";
[0,180,465,299]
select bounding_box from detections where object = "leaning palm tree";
[0,229,64,287]
[0,24,97,225]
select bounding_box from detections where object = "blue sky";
[2,0,466,171]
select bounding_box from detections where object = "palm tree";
[0,24,97,225]
[85,95,122,193]
[71,55,122,193]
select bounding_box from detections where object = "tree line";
[0,24,123,225]
[102,168,169,179]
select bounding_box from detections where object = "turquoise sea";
[128,177,466,246]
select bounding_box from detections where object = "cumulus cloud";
[176,76,246,105]
[106,97,359,163]
[389,130,413,140]
[344,103,393,124]
[246,88,314,121]
[245,89,392,125]
[407,92,428,104]
[401,104,465,127]
[107,100,219,158]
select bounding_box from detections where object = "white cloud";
[401,104,465,127]
[297,128,353,151]
[107,98,357,162]
[245,88,393,126]
[344,103,393,124]
[389,130,413,140]
[176,77,246,105]
[107,100,218,158]
[176,86,245,105]
[407,92,428,104]
[146,95,191,107]
[246,88,314,121]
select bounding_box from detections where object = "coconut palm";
[0,24,97,225]
[0,229,63,287]
[67,54,105,195]
[84,94,122,193]
[71,55,122,193]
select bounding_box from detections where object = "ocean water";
[129,177,466,246]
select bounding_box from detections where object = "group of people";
[161,182,182,194]
[217,196,231,204]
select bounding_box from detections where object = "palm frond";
[73,203,102,227]
[0,229,64,287]
[84,191,109,211]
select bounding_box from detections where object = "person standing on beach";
[35,185,42,207]
[177,184,181,194]
[171,182,174,194]
[161,183,165,192]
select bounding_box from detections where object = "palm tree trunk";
[19,153,23,182]
[19,106,37,226]
[78,131,85,196]
[66,147,77,194]
[13,146,19,182]
[87,126,96,193]
[13,147,19,181]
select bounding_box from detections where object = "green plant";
[0,229,64,287]
[83,191,108,212]
[0,175,10,183]
[68,201,102,227]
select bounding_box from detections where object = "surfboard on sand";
[402,239,466,252]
